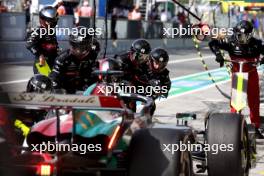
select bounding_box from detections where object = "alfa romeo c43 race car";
[0,91,256,176]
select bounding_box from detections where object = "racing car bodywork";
[0,92,197,176]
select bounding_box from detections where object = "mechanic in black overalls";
[146,48,171,114]
[209,20,264,138]
[114,39,151,110]
[130,47,172,115]
[26,6,59,75]
[49,27,100,94]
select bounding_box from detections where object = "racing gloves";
[149,79,160,87]
[215,54,224,67]
[260,57,264,65]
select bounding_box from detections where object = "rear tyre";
[127,128,193,176]
[207,113,250,176]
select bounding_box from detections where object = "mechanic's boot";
[255,128,264,139]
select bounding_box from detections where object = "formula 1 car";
[0,58,259,176]
[0,92,258,176]
[0,92,195,176]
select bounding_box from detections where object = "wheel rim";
[241,128,249,176]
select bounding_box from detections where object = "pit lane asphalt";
[0,48,263,175]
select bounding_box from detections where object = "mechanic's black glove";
[215,54,224,67]
[260,57,264,65]
[149,79,160,87]
[151,94,157,99]
[136,74,149,83]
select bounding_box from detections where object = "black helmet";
[97,58,123,83]
[130,39,151,64]
[39,6,58,28]
[26,74,52,93]
[149,48,169,72]
[233,20,253,44]
[69,26,92,58]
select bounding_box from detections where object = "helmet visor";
[47,20,58,28]
[151,59,167,72]
[27,81,51,93]
[40,16,58,28]
[71,44,89,58]
[235,32,252,44]
[132,52,149,64]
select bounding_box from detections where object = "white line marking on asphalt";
[2,61,33,65]
[0,79,28,85]
[2,55,214,65]
[0,67,222,86]
[0,66,223,87]
[168,55,214,64]
[0,55,216,85]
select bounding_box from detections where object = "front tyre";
[127,128,193,176]
[207,113,250,176]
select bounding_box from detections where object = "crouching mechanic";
[147,48,171,99]
[141,48,171,116]
[26,6,59,75]
[49,27,100,94]
[209,20,264,138]
[114,39,151,84]
[13,74,53,139]
[114,39,151,111]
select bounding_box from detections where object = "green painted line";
[168,65,264,97]
[168,68,230,97]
